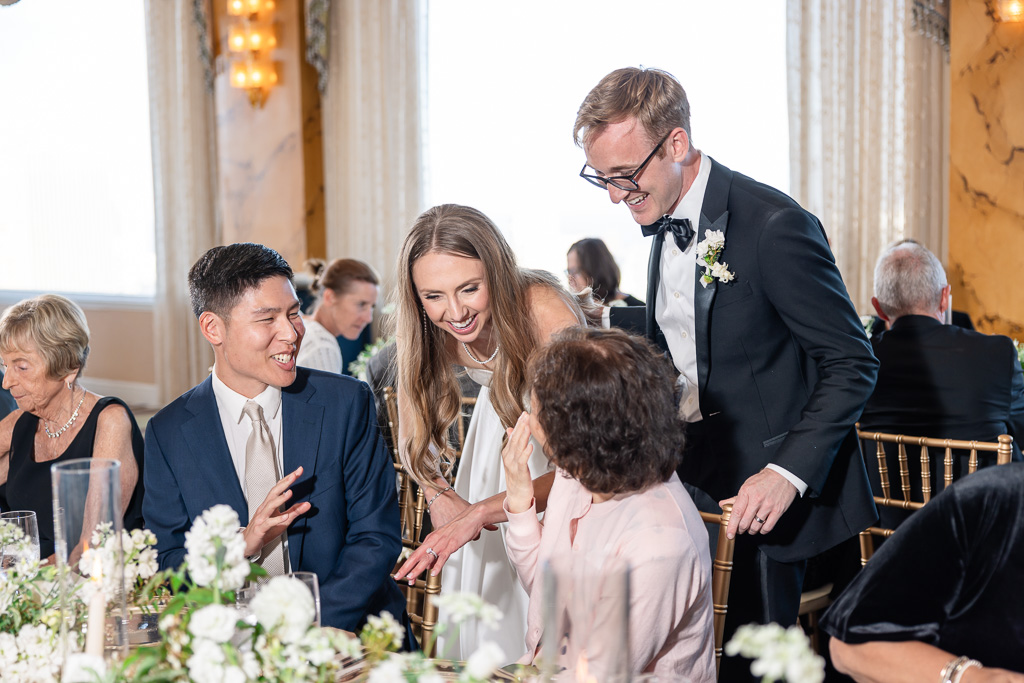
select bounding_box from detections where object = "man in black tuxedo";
[861,240,1024,469]
[574,68,879,664]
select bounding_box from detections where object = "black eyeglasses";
[579,133,670,192]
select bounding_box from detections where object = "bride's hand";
[395,503,491,582]
[501,412,534,514]
[427,488,471,528]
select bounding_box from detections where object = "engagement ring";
[426,547,438,559]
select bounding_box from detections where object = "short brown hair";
[574,67,692,151]
[306,258,379,300]
[528,327,682,494]
[0,294,90,380]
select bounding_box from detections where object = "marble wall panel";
[950,0,1024,337]
[213,0,319,272]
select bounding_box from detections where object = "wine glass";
[0,510,41,570]
[288,571,321,627]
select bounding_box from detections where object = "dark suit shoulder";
[148,377,211,431]
[287,366,373,404]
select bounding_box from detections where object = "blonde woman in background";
[392,204,590,658]
[296,258,379,374]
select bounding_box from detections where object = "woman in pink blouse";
[501,327,715,681]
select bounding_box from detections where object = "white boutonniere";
[695,229,735,287]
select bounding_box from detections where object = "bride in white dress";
[392,204,589,660]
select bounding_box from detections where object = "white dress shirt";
[654,153,807,495]
[296,317,343,374]
[211,369,293,562]
[656,151,711,423]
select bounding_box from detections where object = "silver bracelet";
[941,656,983,683]
[951,658,982,683]
[426,485,452,510]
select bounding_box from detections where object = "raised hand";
[242,466,311,557]
[501,412,535,514]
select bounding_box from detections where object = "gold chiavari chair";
[856,426,1013,564]
[699,504,735,681]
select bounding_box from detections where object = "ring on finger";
[754,515,766,524]
[425,547,438,559]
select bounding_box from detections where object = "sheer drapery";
[787,0,949,312]
[145,0,218,404]
[321,0,425,289]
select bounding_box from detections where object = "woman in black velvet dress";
[0,294,144,562]
[821,463,1024,682]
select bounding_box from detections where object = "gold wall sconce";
[226,0,277,108]
[997,0,1024,22]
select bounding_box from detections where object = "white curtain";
[787,0,949,312]
[321,0,426,291]
[145,0,218,405]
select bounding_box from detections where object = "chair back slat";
[897,441,911,502]
[699,504,734,681]
[876,440,891,498]
[919,444,932,503]
[857,426,1014,566]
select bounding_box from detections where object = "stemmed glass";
[0,510,41,571]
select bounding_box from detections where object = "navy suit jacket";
[645,158,880,563]
[143,367,405,632]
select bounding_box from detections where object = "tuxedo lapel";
[181,377,247,518]
[646,231,665,344]
[281,370,324,570]
[694,159,733,402]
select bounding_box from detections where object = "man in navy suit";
[574,67,879,672]
[861,240,1024,507]
[143,243,406,637]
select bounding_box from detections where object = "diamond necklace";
[462,341,500,366]
[43,392,86,439]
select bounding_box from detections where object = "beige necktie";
[242,400,286,577]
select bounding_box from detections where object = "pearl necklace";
[44,393,85,439]
[462,341,500,366]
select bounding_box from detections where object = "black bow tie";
[641,215,695,251]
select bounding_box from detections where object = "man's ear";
[870,296,890,323]
[668,127,690,163]
[199,311,226,347]
[938,284,952,315]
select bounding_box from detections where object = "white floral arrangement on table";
[695,229,735,288]
[79,524,162,609]
[725,623,825,683]
[0,519,85,683]
[348,336,394,383]
[353,591,506,683]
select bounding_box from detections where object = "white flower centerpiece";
[0,518,85,683]
[725,623,825,683]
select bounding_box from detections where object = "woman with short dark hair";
[502,327,714,680]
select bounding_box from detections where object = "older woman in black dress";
[0,294,145,562]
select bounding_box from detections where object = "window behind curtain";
[426,1,789,299]
[0,0,156,300]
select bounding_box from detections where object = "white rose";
[250,576,316,643]
[188,639,227,683]
[0,631,18,666]
[711,261,734,283]
[136,547,159,580]
[367,657,406,683]
[705,229,726,249]
[203,504,242,537]
[463,641,505,680]
[189,604,239,643]
[222,665,248,683]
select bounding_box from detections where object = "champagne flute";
[0,510,41,570]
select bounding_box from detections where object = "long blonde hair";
[395,204,587,484]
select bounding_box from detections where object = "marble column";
[949,0,1024,337]
[212,0,325,270]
